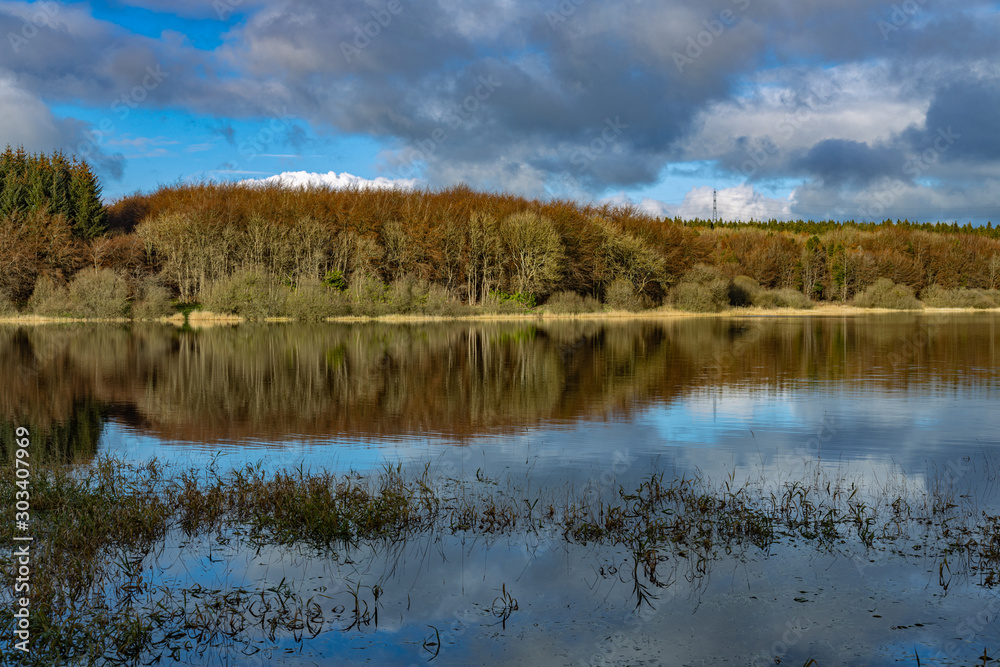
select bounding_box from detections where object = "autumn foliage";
[2,152,1000,317]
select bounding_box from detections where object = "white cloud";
[680,62,928,160]
[623,184,793,222]
[0,73,63,149]
[238,170,420,190]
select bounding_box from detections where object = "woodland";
[2,148,1000,319]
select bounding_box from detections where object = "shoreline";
[0,303,997,326]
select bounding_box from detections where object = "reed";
[2,455,998,664]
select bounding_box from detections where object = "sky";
[1,0,999,223]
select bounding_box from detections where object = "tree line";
[1,148,999,317]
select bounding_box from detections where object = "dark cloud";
[792,139,906,187]
[4,0,1000,219]
[912,79,1000,163]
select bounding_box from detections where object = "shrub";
[417,283,464,316]
[754,288,813,310]
[386,274,431,314]
[670,283,723,312]
[604,279,646,311]
[28,269,129,318]
[27,276,69,316]
[284,278,351,321]
[920,284,998,309]
[669,265,729,312]
[201,268,287,320]
[477,289,533,314]
[66,268,130,319]
[544,290,603,314]
[349,272,391,317]
[322,270,348,292]
[131,278,175,320]
[729,275,760,308]
[853,278,922,310]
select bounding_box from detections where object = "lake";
[3,313,1000,665]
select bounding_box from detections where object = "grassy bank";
[2,456,998,664]
[0,302,997,327]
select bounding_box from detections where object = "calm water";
[4,314,1000,665]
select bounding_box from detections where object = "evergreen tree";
[69,159,107,239]
[48,151,73,221]
[25,153,50,211]
[0,146,11,194]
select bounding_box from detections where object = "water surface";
[3,314,1000,664]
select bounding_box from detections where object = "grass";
[2,456,1000,664]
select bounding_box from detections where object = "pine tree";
[25,153,50,211]
[48,151,73,221]
[69,159,107,239]
[0,147,28,217]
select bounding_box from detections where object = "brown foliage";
[43,182,1000,312]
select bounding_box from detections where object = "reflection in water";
[3,314,1000,664]
[0,314,997,453]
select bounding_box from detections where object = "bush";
[670,283,723,312]
[386,274,430,314]
[29,269,129,318]
[920,284,998,309]
[284,278,351,321]
[417,283,464,316]
[669,265,729,312]
[0,287,17,316]
[201,268,287,320]
[349,272,391,317]
[131,278,175,320]
[345,274,464,317]
[729,275,760,308]
[27,276,69,316]
[853,278,922,310]
[482,289,537,314]
[544,290,603,314]
[604,279,645,312]
[754,288,813,310]
[322,270,348,292]
[67,268,130,319]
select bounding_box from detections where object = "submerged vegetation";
[2,456,999,664]
[1,147,1000,318]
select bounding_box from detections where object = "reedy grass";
[3,456,999,664]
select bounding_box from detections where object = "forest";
[2,147,1000,319]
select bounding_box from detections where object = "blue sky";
[2,0,1000,223]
